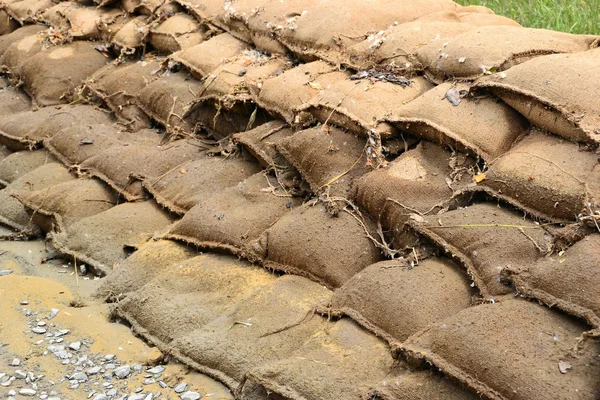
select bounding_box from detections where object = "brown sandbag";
[242,318,394,400]
[115,252,277,345]
[276,125,370,198]
[42,4,125,41]
[366,366,480,400]
[504,234,600,329]
[167,275,332,390]
[165,172,300,256]
[248,203,384,288]
[79,139,207,201]
[418,26,599,83]
[0,10,19,36]
[45,124,163,168]
[6,0,53,23]
[297,76,433,138]
[20,41,110,106]
[254,61,349,124]
[0,24,44,56]
[1,33,42,78]
[51,201,175,275]
[170,33,250,79]
[345,11,519,72]
[142,155,262,214]
[0,149,56,187]
[0,83,31,117]
[95,239,195,301]
[325,258,472,345]
[408,202,553,297]
[11,177,116,233]
[474,129,600,222]
[0,105,114,151]
[111,16,150,53]
[475,48,600,144]
[232,120,294,168]
[148,13,207,53]
[0,162,73,233]
[400,299,600,400]
[385,82,527,160]
[171,0,223,28]
[353,141,473,249]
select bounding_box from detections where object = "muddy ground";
[0,235,234,400]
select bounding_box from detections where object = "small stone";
[132,364,143,372]
[0,270,12,276]
[135,387,143,393]
[93,394,108,400]
[174,383,188,393]
[14,370,27,379]
[103,355,115,361]
[20,301,29,305]
[146,366,164,374]
[55,330,70,337]
[107,389,117,397]
[180,392,200,400]
[10,358,21,366]
[32,327,47,334]
[558,360,572,374]
[70,383,80,390]
[49,309,60,319]
[158,381,167,389]
[70,372,88,382]
[128,394,147,400]
[105,363,116,370]
[48,397,61,400]
[79,264,87,275]
[114,365,131,379]
[69,341,82,351]
[8,390,16,396]
[37,321,47,327]
[87,366,102,375]
[143,378,155,385]
[19,388,37,396]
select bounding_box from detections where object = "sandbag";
[297,76,433,138]
[20,41,110,106]
[0,162,73,233]
[248,203,384,288]
[0,24,44,56]
[0,105,114,151]
[167,275,332,390]
[0,83,31,117]
[148,13,207,53]
[0,10,19,36]
[0,149,56,187]
[408,202,553,297]
[114,253,277,345]
[1,33,43,78]
[165,172,301,256]
[51,201,175,275]
[401,299,600,400]
[42,4,125,41]
[384,82,528,160]
[242,318,394,400]
[95,239,195,301]
[276,125,370,198]
[254,61,349,124]
[504,234,600,329]
[232,120,294,168]
[475,48,600,144]
[474,129,600,222]
[325,258,472,345]
[353,141,473,249]
[171,0,223,27]
[418,26,600,82]
[11,177,116,233]
[142,155,262,214]
[111,16,150,53]
[6,0,53,23]
[79,139,207,201]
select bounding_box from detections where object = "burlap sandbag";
[0,149,56,187]
[121,0,174,16]
[408,202,553,298]
[354,141,473,249]
[85,60,162,130]
[42,4,125,41]
[170,33,250,79]
[475,48,600,144]
[241,318,394,400]
[254,61,349,124]
[401,299,600,400]
[51,201,175,275]
[148,13,207,53]
[0,24,43,56]
[167,275,332,390]
[248,203,383,288]
[40,2,79,31]
[297,76,433,138]
[345,10,519,72]
[165,172,300,256]
[95,239,194,301]
[504,234,600,329]
[0,162,73,233]
[1,33,42,78]
[11,177,116,234]
[6,0,53,23]
[0,10,19,36]
[418,26,599,83]
[20,41,109,106]
[0,83,31,117]
[0,105,114,151]
[45,124,163,168]
[79,139,207,201]
[325,258,472,345]
[114,252,277,346]
[142,155,262,214]
[366,366,480,400]
[171,0,223,28]
[135,69,204,135]
[385,82,527,160]
[276,125,370,198]
[474,129,600,222]
[110,16,150,53]
[232,120,294,168]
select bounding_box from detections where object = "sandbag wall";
[1,0,600,399]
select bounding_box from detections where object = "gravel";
[114,366,131,379]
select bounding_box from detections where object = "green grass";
[455,0,600,35]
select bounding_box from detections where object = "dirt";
[0,239,233,400]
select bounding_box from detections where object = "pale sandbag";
[0,24,44,56]
[231,120,294,168]
[6,0,53,24]
[148,13,208,53]
[111,16,150,54]
[1,33,43,78]
[0,149,56,187]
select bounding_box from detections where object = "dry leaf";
[308,81,323,90]
[473,173,486,183]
